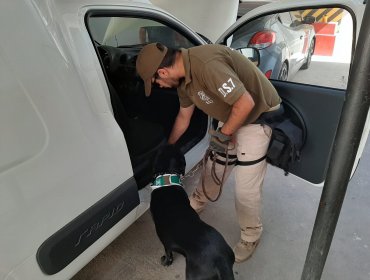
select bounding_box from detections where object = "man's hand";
[209,128,232,154]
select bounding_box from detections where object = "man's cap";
[136,43,168,96]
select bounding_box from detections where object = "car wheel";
[301,39,315,70]
[278,62,288,81]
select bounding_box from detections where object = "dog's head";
[152,144,186,176]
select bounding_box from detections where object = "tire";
[278,62,289,81]
[301,39,315,70]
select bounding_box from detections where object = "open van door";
[215,0,369,185]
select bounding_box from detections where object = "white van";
[0,0,368,279]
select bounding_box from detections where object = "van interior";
[87,16,208,189]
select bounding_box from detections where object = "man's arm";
[220,92,255,136]
[168,105,195,144]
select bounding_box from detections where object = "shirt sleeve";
[200,59,246,105]
[177,87,194,108]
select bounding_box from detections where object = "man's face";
[152,68,180,89]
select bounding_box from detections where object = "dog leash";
[201,147,231,202]
[180,144,233,202]
[180,161,203,180]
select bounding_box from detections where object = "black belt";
[255,104,285,125]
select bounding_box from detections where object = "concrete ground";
[73,136,370,280]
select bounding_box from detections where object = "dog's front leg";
[160,248,173,266]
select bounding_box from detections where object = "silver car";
[230,11,316,81]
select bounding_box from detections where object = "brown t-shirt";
[178,44,281,124]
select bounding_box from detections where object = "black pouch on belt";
[256,105,304,175]
[267,119,303,175]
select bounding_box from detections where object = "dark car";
[230,11,316,81]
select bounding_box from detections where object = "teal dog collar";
[151,174,182,189]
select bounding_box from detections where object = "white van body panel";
[1,0,140,279]
[0,0,210,278]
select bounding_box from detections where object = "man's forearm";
[221,92,255,136]
[168,119,189,144]
[168,105,194,144]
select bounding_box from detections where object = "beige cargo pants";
[191,123,272,242]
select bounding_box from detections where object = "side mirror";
[238,47,260,66]
[302,15,315,24]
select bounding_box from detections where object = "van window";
[225,8,353,89]
[89,17,194,49]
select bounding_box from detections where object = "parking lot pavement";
[73,137,370,280]
[291,10,352,89]
[291,60,349,89]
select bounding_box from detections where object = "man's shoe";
[189,194,207,213]
[233,239,260,263]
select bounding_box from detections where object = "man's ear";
[158,68,168,78]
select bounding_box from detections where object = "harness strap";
[210,152,237,166]
[210,152,266,166]
[215,152,237,159]
[236,155,267,166]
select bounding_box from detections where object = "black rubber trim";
[36,177,139,275]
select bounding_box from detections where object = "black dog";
[150,144,235,280]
